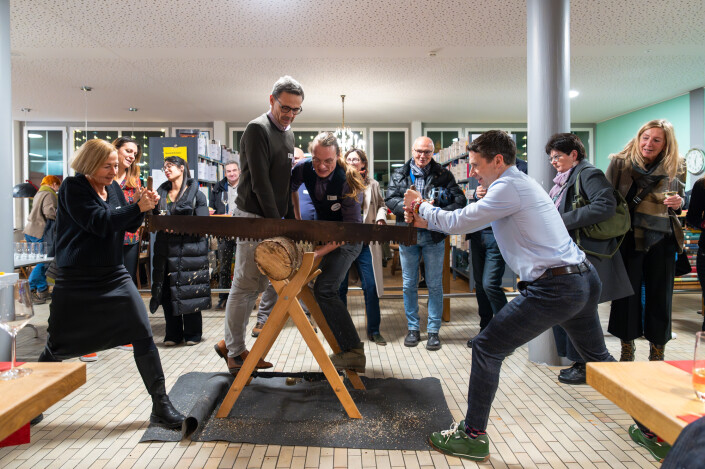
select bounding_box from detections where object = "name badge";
[331,203,342,211]
[303,189,309,195]
[327,195,338,201]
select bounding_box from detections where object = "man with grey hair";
[214,76,304,375]
[210,159,240,309]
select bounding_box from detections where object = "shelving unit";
[675,225,700,290]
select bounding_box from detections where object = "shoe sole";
[116,346,133,351]
[426,344,442,351]
[213,343,228,365]
[79,357,98,362]
[428,437,490,462]
[404,341,419,347]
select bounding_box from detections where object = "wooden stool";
[216,251,364,420]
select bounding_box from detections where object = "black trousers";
[217,238,236,301]
[608,231,676,345]
[161,273,202,343]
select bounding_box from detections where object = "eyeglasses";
[413,149,433,156]
[162,163,178,171]
[548,154,563,162]
[275,97,303,115]
[312,157,336,167]
[346,157,361,163]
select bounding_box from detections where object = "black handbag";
[571,167,631,258]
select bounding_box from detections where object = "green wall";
[594,94,691,171]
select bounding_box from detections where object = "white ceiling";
[9,0,705,125]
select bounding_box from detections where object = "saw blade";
[145,214,417,245]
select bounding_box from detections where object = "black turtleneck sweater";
[54,174,144,268]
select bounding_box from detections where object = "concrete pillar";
[526,0,572,365]
[0,0,13,360]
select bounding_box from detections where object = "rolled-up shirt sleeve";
[420,178,520,234]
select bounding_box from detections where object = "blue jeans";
[469,229,507,330]
[399,230,445,334]
[338,244,381,335]
[25,234,48,292]
[466,265,614,431]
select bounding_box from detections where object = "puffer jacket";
[385,159,467,244]
[150,179,211,315]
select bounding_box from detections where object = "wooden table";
[587,361,705,444]
[0,362,86,442]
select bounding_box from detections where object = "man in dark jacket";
[215,75,304,376]
[210,160,240,309]
[385,136,466,351]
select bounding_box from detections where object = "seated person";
[290,132,366,371]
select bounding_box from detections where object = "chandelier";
[334,95,365,152]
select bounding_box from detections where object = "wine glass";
[0,279,34,380]
[158,196,168,216]
[221,191,228,215]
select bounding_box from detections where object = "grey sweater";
[235,113,294,218]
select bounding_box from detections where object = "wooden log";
[254,237,304,280]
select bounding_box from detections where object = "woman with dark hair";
[150,156,210,346]
[686,175,705,332]
[39,139,184,429]
[339,148,388,345]
[545,133,632,384]
[606,119,685,362]
[112,136,143,285]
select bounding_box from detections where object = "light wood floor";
[2,270,699,468]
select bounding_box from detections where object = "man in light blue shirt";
[403,130,615,462]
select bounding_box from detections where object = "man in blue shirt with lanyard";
[404,130,615,462]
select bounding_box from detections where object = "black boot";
[135,349,185,429]
[557,362,586,385]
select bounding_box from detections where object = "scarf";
[629,160,682,252]
[410,160,431,196]
[549,169,573,209]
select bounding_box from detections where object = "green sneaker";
[628,424,671,462]
[428,422,490,462]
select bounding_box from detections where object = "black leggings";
[39,336,156,361]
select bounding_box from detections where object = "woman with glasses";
[339,148,388,345]
[545,133,632,385]
[38,139,184,429]
[150,156,210,346]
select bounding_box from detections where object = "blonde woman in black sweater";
[38,139,185,429]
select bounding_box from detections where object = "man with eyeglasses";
[385,136,466,351]
[214,75,304,376]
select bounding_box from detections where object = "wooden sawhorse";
[216,252,365,419]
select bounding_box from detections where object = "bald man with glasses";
[385,136,466,351]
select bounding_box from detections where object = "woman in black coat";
[150,156,211,346]
[39,139,184,429]
[546,133,632,384]
[686,176,705,332]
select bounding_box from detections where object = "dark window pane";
[27,130,63,187]
[373,132,389,161]
[389,131,406,161]
[293,131,318,153]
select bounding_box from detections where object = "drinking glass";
[158,197,168,216]
[21,242,29,260]
[221,191,228,215]
[14,242,22,262]
[0,279,34,380]
[41,242,48,259]
[28,242,37,260]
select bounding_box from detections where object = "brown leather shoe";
[213,339,228,365]
[226,350,273,376]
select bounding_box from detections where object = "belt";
[537,260,591,281]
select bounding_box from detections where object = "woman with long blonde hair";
[606,119,685,363]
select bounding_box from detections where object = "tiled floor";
[2,278,701,468]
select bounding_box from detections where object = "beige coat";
[24,187,57,239]
[349,179,387,297]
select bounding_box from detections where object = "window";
[426,129,461,153]
[371,129,408,194]
[71,128,166,179]
[26,129,65,187]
